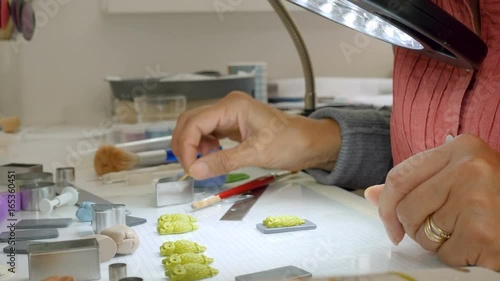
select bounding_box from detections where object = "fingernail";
[386,230,399,246]
[189,161,209,179]
[365,191,376,206]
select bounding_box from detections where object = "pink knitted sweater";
[391,0,499,165]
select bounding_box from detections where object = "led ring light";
[286,0,488,70]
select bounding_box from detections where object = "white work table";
[0,128,476,280]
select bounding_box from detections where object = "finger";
[172,105,212,167]
[414,200,457,253]
[197,135,220,156]
[396,165,454,240]
[188,145,254,180]
[378,147,452,245]
[364,184,384,207]
[174,104,236,171]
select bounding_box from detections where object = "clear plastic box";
[133,95,186,123]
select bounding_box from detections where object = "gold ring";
[424,216,451,243]
[429,216,451,240]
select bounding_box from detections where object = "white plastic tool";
[39,186,79,214]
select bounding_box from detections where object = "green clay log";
[160,240,206,256]
[163,253,214,271]
[158,214,197,224]
[167,263,219,281]
[157,221,199,235]
[263,215,305,228]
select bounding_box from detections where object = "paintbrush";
[191,171,296,210]
[93,145,183,176]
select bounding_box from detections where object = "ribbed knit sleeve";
[305,106,393,189]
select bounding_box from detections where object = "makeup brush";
[191,171,296,210]
[93,145,184,176]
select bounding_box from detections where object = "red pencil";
[191,171,295,209]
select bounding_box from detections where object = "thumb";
[364,184,385,207]
[188,147,251,180]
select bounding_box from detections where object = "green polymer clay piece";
[166,263,219,281]
[157,221,199,235]
[225,173,250,183]
[163,253,214,272]
[160,240,207,257]
[158,213,198,224]
[263,215,305,228]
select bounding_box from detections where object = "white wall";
[1,0,394,126]
[0,42,22,118]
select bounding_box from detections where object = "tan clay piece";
[86,234,118,262]
[101,224,140,255]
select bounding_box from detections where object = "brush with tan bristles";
[93,145,185,176]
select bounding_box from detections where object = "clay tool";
[19,182,55,211]
[219,186,267,221]
[72,186,147,227]
[178,173,190,181]
[39,186,79,214]
[27,238,100,281]
[93,146,188,176]
[95,164,182,184]
[0,228,59,242]
[16,218,73,229]
[115,136,172,153]
[89,136,172,158]
[191,171,295,210]
[109,263,127,281]
[93,144,211,176]
[0,163,43,183]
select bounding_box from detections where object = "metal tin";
[27,238,101,281]
[92,204,114,234]
[20,182,55,211]
[16,172,53,189]
[55,167,75,194]
[112,204,126,225]
[55,167,75,184]
[109,263,127,281]
[155,177,194,207]
[0,163,43,184]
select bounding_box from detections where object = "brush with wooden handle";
[191,171,296,210]
[93,145,184,176]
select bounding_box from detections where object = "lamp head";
[286,0,487,70]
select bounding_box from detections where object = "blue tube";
[165,147,222,163]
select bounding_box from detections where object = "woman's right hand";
[171,92,342,180]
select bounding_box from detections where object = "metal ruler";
[220,185,268,221]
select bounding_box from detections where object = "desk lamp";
[269,0,488,115]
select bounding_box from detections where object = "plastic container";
[121,126,146,142]
[134,95,186,123]
[145,121,175,139]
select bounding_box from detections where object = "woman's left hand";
[365,134,500,270]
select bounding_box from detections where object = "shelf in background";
[101,0,302,14]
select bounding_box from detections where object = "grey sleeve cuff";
[305,106,393,189]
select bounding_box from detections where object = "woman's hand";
[365,134,500,270]
[171,92,341,180]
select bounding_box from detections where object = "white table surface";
[0,127,490,280]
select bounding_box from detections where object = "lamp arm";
[268,0,316,114]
